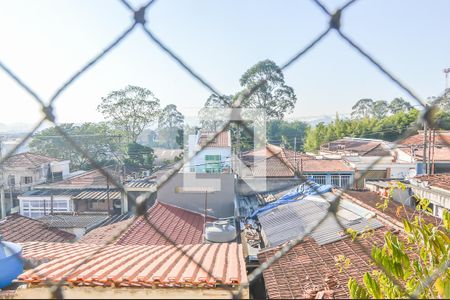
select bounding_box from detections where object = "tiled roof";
[72,189,121,200]
[18,242,247,287]
[38,213,109,229]
[321,138,391,156]
[412,173,450,192]
[258,228,390,299]
[41,167,121,189]
[116,202,215,246]
[78,219,133,245]
[343,190,440,227]
[398,131,450,161]
[125,177,156,189]
[197,131,231,148]
[1,152,61,169]
[241,144,352,177]
[0,214,75,243]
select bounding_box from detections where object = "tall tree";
[125,142,155,171]
[29,123,122,170]
[97,85,160,142]
[351,98,374,119]
[372,100,389,119]
[199,94,234,131]
[158,104,184,149]
[239,59,297,120]
[389,97,413,114]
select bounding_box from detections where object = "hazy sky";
[0,0,449,126]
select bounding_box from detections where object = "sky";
[0,0,449,129]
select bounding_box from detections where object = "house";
[153,148,183,167]
[396,130,450,174]
[186,131,231,173]
[0,152,70,216]
[17,168,123,219]
[238,144,354,194]
[320,137,416,188]
[16,242,248,299]
[0,213,75,243]
[38,212,111,239]
[408,173,450,218]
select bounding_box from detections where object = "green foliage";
[267,120,309,150]
[304,109,419,152]
[125,142,155,171]
[348,183,450,299]
[97,85,160,142]
[29,122,122,171]
[239,59,297,120]
[157,104,184,149]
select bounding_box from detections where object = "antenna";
[444,68,450,92]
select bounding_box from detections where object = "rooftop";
[320,138,391,157]
[115,201,216,246]
[0,214,75,243]
[241,144,352,177]
[1,152,62,169]
[197,131,231,148]
[18,242,247,288]
[38,167,121,189]
[78,219,133,245]
[258,227,391,299]
[398,131,450,161]
[411,173,450,192]
[38,213,109,229]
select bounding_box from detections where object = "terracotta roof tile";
[42,167,120,189]
[241,144,352,177]
[258,228,390,299]
[115,202,215,246]
[197,131,231,148]
[321,138,391,156]
[412,173,450,191]
[77,219,134,245]
[18,242,247,287]
[398,131,450,161]
[1,152,61,169]
[0,214,75,243]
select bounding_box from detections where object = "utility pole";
[444,68,450,92]
[0,137,5,219]
[106,178,111,215]
[294,137,297,172]
[422,105,428,175]
[204,190,208,227]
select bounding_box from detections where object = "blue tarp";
[249,180,332,219]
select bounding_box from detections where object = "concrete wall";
[157,173,235,218]
[14,286,247,299]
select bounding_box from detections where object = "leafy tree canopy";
[158,104,184,149]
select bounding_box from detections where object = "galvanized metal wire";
[0,0,448,298]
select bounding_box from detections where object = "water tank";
[205,218,237,243]
[0,240,23,289]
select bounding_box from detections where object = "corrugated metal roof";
[20,189,80,197]
[38,214,109,229]
[18,242,247,287]
[259,198,383,247]
[73,190,121,200]
[125,178,156,188]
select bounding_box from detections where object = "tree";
[158,104,184,149]
[199,94,234,131]
[372,100,389,119]
[29,123,122,170]
[97,85,160,142]
[239,59,297,121]
[125,142,155,171]
[352,98,374,119]
[267,120,309,150]
[389,97,413,114]
[348,182,450,299]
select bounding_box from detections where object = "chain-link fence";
[0,0,448,298]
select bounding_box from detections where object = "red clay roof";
[77,219,133,245]
[320,138,391,156]
[197,131,231,148]
[18,242,247,287]
[2,152,61,169]
[241,144,352,177]
[259,228,397,299]
[0,214,75,243]
[115,202,215,246]
[398,131,450,161]
[343,190,440,228]
[42,167,120,189]
[412,173,450,192]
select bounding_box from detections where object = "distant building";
[408,174,450,218]
[320,137,416,188]
[186,131,231,173]
[396,130,450,174]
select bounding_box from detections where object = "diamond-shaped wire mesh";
[0,0,448,298]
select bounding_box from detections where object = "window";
[7,175,15,186]
[340,175,351,188]
[311,175,326,185]
[331,174,352,188]
[88,199,105,210]
[205,155,222,173]
[21,176,33,184]
[51,172,63,181]
[331,175,340,187]
[20,199,70,218]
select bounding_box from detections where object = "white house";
[185,131,232,173]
